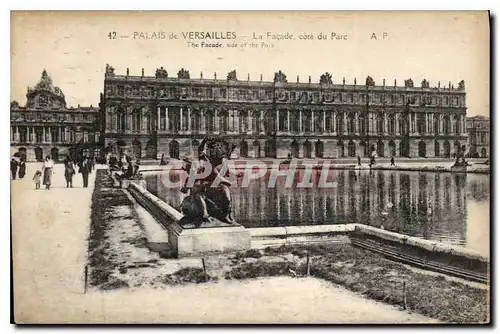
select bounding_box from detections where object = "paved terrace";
[12,163,435,323]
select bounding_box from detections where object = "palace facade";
[101,65,468,160]
[10,70,100,162]
[466,116,490,158]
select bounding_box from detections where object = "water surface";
[145,169,490,256]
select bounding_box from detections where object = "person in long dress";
[10,158,19,180]
[18,158,26,179]
[42,156,55,190]
[64,156,75,188]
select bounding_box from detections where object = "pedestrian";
[133,159,141,176]
[78,157,91,188]
[357,155,361,166]
[18,158,26,179]
[42,156,55,190]
[64,156,75,188]
[10,158,19,180]
[390,156,395,167]
[32,170,42,189]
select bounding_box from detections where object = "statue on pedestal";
[179,136,238,227]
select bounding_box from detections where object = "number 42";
[108,32,117,39]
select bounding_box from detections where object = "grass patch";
[230,243,489,324]
[163,267,217,285]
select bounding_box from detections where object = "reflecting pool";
[145,169,490,256]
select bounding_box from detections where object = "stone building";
[101,65,468,160]
[466,115,490,158]
[10,70,100,162]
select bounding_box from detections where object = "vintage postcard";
[10,11,490,324]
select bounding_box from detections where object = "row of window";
[11,112,95,122]
[108,111,464,135]
[109,84,465,106]
[11,126,96,143]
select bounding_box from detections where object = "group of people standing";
[62,156,94,188]
[10,154,95,190]
[10,157,26,180]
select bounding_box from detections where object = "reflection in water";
[145,169,490,255]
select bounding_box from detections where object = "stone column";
[165,107,169,132]
[10,127,13,142]
[201,109,206,133]
[384,113,388,135]
[368,112,374,135]
[234,110,239,134]
[157,106,160,130]
[354,113,359,135]
[299,110,302,133]
[187,107,191,131]
[323,110,326,133]
[287,110,290,133]
[311,110,315,133]
[15,126,19,141]
[180,107,183,132]
[343,113,347,135]
[42,127,46,143]
[332,112,336,134]
[247,110,252,134]
[215,110,220,132]
[259,110,264,133]
[276,109,280,133]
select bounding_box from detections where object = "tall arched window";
[325,112,333,132]
[347,113,355,134]
[290,111,300,133]
[191,110,201,132]
[336,113,344,133]
[132,108,141,132]
[314,111,324,133]
[219,110,229,133]
[240,110,248,133]
[454,115,461,135]
[417,113,426,133]
[358,115,366,135]
[302,111,312,133]
[182,108,189,131]
[376,115,384,134]
[388,114,395,134]
[434,116,440,134]
[206,110,214,132]
[117,108,126,132]
[252,110,260,133]
[443,115,450,134]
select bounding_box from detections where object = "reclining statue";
[179,137,238,227]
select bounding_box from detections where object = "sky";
[10,11,489,117]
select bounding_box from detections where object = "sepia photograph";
[10,10,490,324]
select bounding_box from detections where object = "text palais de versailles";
[132,31,307,41]
[100,65,467,161]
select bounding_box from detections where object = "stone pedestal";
[168,219,251,258]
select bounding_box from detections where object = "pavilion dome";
[26,69,67,109]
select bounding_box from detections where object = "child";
[32,170,42,190]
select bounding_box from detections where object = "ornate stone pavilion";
[101,65,468,160]
[10,70,100,162]
[466,116,490,158]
